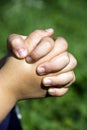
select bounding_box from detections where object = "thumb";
[7,34,28,58]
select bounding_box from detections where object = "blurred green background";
[0,0,87,129]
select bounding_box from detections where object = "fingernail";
[43,78,51,86]
[48,89,56,96]
[37,67,46,75]
[26,56,33,63]
[17,48,27,57]
[45,28,54,33]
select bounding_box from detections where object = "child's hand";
[7,29,77,96]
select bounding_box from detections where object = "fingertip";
[43,78,52,86]
[15,48,28,58]
[37,66,46,75]
[45,28,54,35]
[48,89,57,96]
[48,88,69,96]
[12,38,28,58]
[25,56,33,63]
[8,34,28,58]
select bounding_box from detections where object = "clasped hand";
[7,29,77,98]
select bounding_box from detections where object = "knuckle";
[63,52,70,64]
[34,30,41,34]
[68,73,75,85]
[72,73,76,83]
[7,34,21,44]
[28,30,41,40]
[69,53,77,68]
[7,34,23,49]
[11,38,21,47]
[42,37,54,48]
[32,30,48,38]
[59,37,68,47]
[30,53,38,61]
[7,34,16,43]
[7,34,19,49]
[61,71,74,83]
[73,57,77,67]
[34,30,44,37]
[30,49,41,61]
[69,71,75,80]
[56,37,68,50]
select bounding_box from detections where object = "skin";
[8,29,77,96]
[0,29,77,122]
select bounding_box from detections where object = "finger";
[37,37,68,74]
[38,52,77,75]
[7,34,28,58]
[42,71,75,87]
[37,52,69,75]
[25,28,54,55]
[48,88,69,96]
[48,76,75,96]
[26,37,54,63]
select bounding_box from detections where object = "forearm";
[0,75,16,123]
[0,56,16,122]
